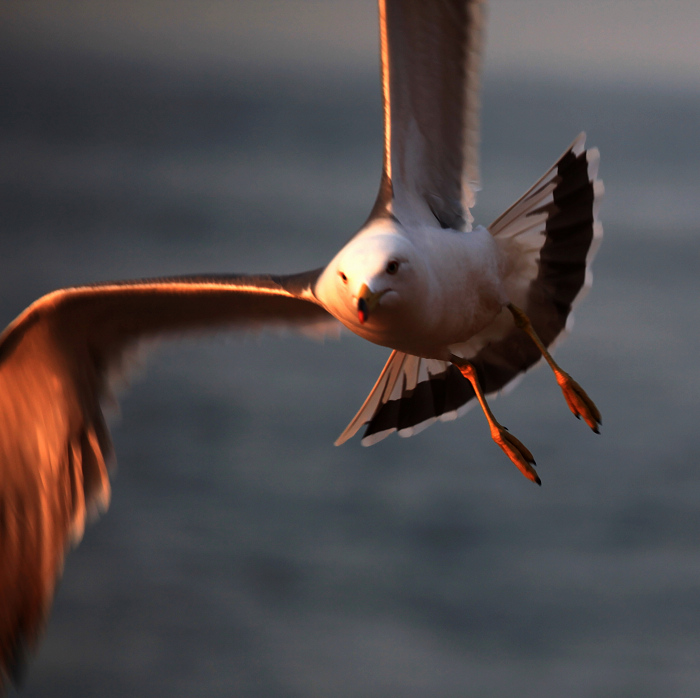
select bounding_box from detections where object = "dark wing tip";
[3,634,29,689]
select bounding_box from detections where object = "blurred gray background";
[2,1,700,696]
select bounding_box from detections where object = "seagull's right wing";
[0,270,333,686]
[370,0,486,230]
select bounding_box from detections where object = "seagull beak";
[357,283,384,324]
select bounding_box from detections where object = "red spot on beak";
[358,297,369,324]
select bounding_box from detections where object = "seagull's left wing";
[0,270,332,685]
[370,0,486,230]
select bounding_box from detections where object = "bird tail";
[334,351,476,446]
[336,134,603,445]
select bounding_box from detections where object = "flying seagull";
[0,0,602,687]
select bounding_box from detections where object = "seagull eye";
[385,260,399,275]
[339,271,348,283]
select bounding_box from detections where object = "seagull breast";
[314,219,506,359]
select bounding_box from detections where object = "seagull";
[0,0,603,688]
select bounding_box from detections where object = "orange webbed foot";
[491,424,541,486]
[555,370,601,433]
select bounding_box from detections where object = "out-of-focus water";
[2,30,700,698]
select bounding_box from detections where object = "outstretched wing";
[0,270,332,685]
[370,0,486,231]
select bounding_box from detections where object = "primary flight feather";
[0,0,602,687]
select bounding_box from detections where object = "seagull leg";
[507,303,601,433]
[451,357,540,486]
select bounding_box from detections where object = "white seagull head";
[315,222,431,344]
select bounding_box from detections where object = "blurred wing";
[370,0,486,230]
[0,270,332,685]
